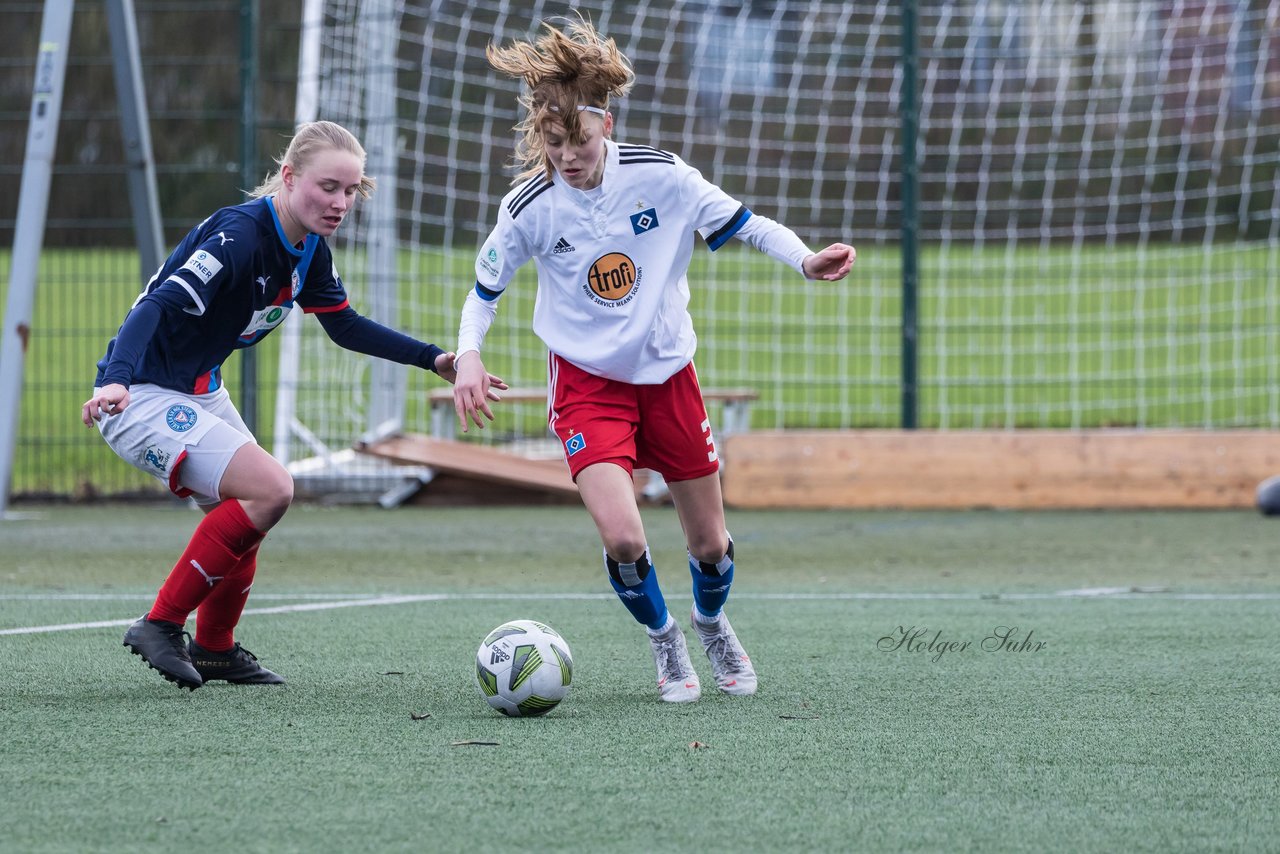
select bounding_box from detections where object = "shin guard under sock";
[689,537,735,619]
[149,499,265,626]
[605,548,668,630]
[194,541,259,651]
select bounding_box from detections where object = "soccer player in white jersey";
[453,19,854,703]
[82,121,505,691]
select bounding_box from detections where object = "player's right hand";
[81,384,131,426]
[452,351,499,433]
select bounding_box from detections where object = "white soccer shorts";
[93,383,254,504]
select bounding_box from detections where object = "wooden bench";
[426,386,759,441]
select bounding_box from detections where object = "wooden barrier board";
[721,430,1280,509]
[425,386,758,440]
[360,434,577,497]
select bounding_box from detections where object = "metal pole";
[239,0,259,435]
[0,0,76,518]
[363,0,403,438]
[272,0,323,464]
[104,0,164,276]
[899,0,920,429]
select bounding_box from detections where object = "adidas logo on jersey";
[552,237,576,254]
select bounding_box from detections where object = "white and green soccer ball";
[475,620,573,717]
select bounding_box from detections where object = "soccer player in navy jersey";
[82,121,506,690]
[451,19,854,703]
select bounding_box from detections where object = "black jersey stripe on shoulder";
[617,143,674,164]
[617,143,673,156]
[509,175,550,206]
[507,177,554,219]
[618,152,675,164]
[618,156,676,166]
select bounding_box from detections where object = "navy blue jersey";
[96,197,350,393]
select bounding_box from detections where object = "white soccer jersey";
[459,139,812,385]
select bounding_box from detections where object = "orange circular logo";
[586,253,636,301]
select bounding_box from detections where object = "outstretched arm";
[730,214,855,282]
[316,306,508,399]
[316,306,446,371]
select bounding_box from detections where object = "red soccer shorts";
[548,354,720,483]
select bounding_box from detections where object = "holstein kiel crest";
[166,404,198,432]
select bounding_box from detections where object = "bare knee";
[687,530,730,565]
[235,468,294,531]
[602,533,647,564]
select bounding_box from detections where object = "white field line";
[2,589,1279,637]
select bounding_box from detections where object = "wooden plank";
[427,386,760,440]
[721,430,1280,509]
[360,434,577,496]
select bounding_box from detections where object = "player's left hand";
[434,351,508,398]
[802,243,855,281]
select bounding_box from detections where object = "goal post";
[1,0,164,517]
[270,0,1280,495]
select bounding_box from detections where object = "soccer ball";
[475,620,573,717]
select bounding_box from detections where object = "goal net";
[275,0,1280,487]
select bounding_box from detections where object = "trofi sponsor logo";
[583,252,641,307]
[165,404,198,433]
[181,250,223,284]
[630,207,659,235]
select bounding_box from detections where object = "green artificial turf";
[2,505,1278,852]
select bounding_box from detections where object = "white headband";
[549,105,606,117]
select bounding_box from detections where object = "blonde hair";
[248,120,376,199]
[487,16,635,182]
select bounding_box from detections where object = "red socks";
[193,542,259,651]
[148,499,265,634]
